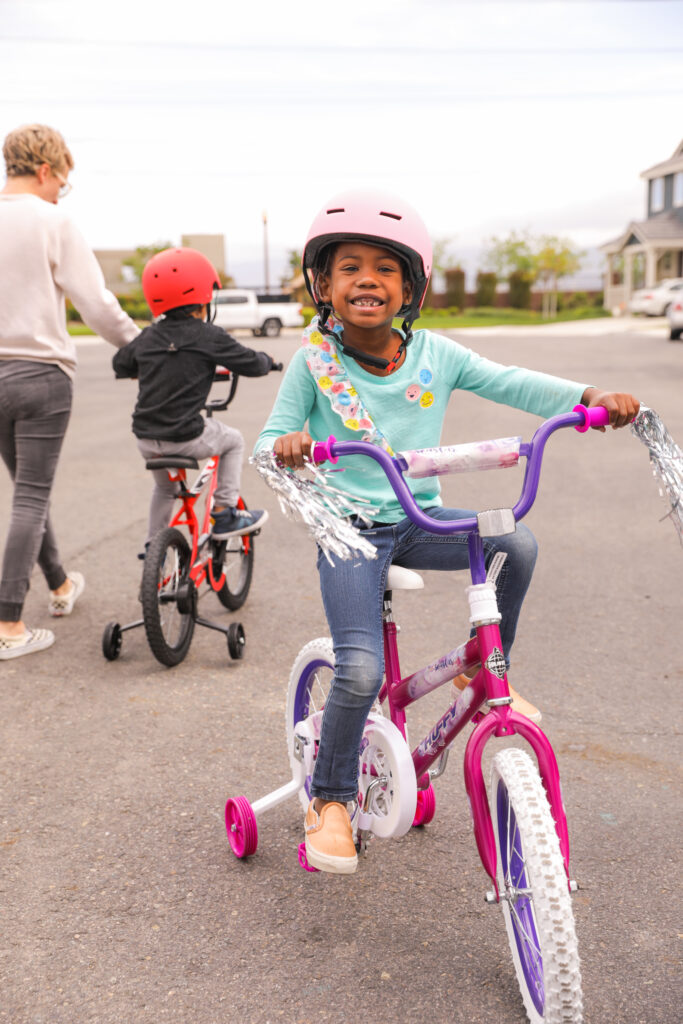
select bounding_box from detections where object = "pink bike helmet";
[142,247,221,315]
[302,189,433,329]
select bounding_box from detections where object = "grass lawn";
[415,306,611,329]
[68,307,611,336]
[67,323,98,335]
[67,321,148,336]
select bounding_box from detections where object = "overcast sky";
[2,0,682,286]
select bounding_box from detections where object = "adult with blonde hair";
[0,124,139,659]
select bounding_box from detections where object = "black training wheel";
[102,621,123,661]
[227,622,246,660]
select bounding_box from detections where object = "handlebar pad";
[398,437,522,478]
[573,404,610,432]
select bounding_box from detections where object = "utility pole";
[262,210,270,294]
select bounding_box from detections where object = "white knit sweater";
[0,194,139,379]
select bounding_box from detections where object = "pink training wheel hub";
[412,784,436,827]
[225,796,258,858]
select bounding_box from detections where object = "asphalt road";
[1,319,681,1024]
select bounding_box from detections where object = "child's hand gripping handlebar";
[572,404,610,431]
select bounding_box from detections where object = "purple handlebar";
[572,403,610,432]
[311,406,603,535]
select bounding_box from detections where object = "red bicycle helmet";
[142,247,221,315]
[302,189,433,328]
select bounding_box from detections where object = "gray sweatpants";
[136,417,245,544]
[0,361,72,621]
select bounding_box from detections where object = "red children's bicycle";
[102,371,259,667]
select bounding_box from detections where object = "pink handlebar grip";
[312,435,338,464]
[573,404,610,432]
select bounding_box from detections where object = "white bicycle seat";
[386,565,424,591]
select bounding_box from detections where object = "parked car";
[213,289,303,337]
[628,278,683,316]
[666,293,683,340]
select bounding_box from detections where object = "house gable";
[640,138,683,180]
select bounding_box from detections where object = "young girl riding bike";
[255,190,639,875]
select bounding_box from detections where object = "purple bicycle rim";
[292,657,332,800]
[496,781,545,1014]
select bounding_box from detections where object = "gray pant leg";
[0,363,72,621]
[199,418,244,509]
[136,419,245,545]
[135,439,182,544]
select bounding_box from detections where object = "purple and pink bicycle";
[225,404,613,1024]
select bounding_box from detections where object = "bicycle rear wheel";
[213,499,254,611]
[141,527,195,667]
[491,748,582,1024]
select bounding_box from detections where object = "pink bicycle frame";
[313,403,610,897]
[380,598,570,901]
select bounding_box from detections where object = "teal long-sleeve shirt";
[255,329,587,522]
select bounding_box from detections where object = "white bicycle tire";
[491,747,583,1023]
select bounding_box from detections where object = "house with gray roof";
[601,139,683,312]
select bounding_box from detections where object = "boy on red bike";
[114,247,281,548]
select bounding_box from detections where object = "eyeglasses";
[53,170,72,199]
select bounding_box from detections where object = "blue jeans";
[310,508,538,802]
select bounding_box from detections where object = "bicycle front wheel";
[491,748,583,1024]
[213,500,254,611]
[141,527,195,667]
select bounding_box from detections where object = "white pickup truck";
[213,289,304,337]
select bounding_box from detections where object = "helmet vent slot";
[380,211,402,221]
[326,207,345,214]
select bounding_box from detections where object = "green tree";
[484,230,536,279]
[484,230,536,308]
[475,271,497,307]
[281,248,303,288]
[534,236,583,318]
[122,241,174,282]
[508,270,532,310]
[444,267,466,310]
[424,236,458,307]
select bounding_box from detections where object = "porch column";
[645,247,657,286]
[603,254,613,309]
[624,251,633,299]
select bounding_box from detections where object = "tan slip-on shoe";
[304,800,358,874]
[48,571,85,617]
[451,672,542,724]
[0,627,55,660]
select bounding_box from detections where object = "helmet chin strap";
[319,306,413,372]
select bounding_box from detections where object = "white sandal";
[48,571,85,617]
[0,627,55,660]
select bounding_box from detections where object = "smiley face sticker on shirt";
[405,384,421,402]
[419,391,434,408]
